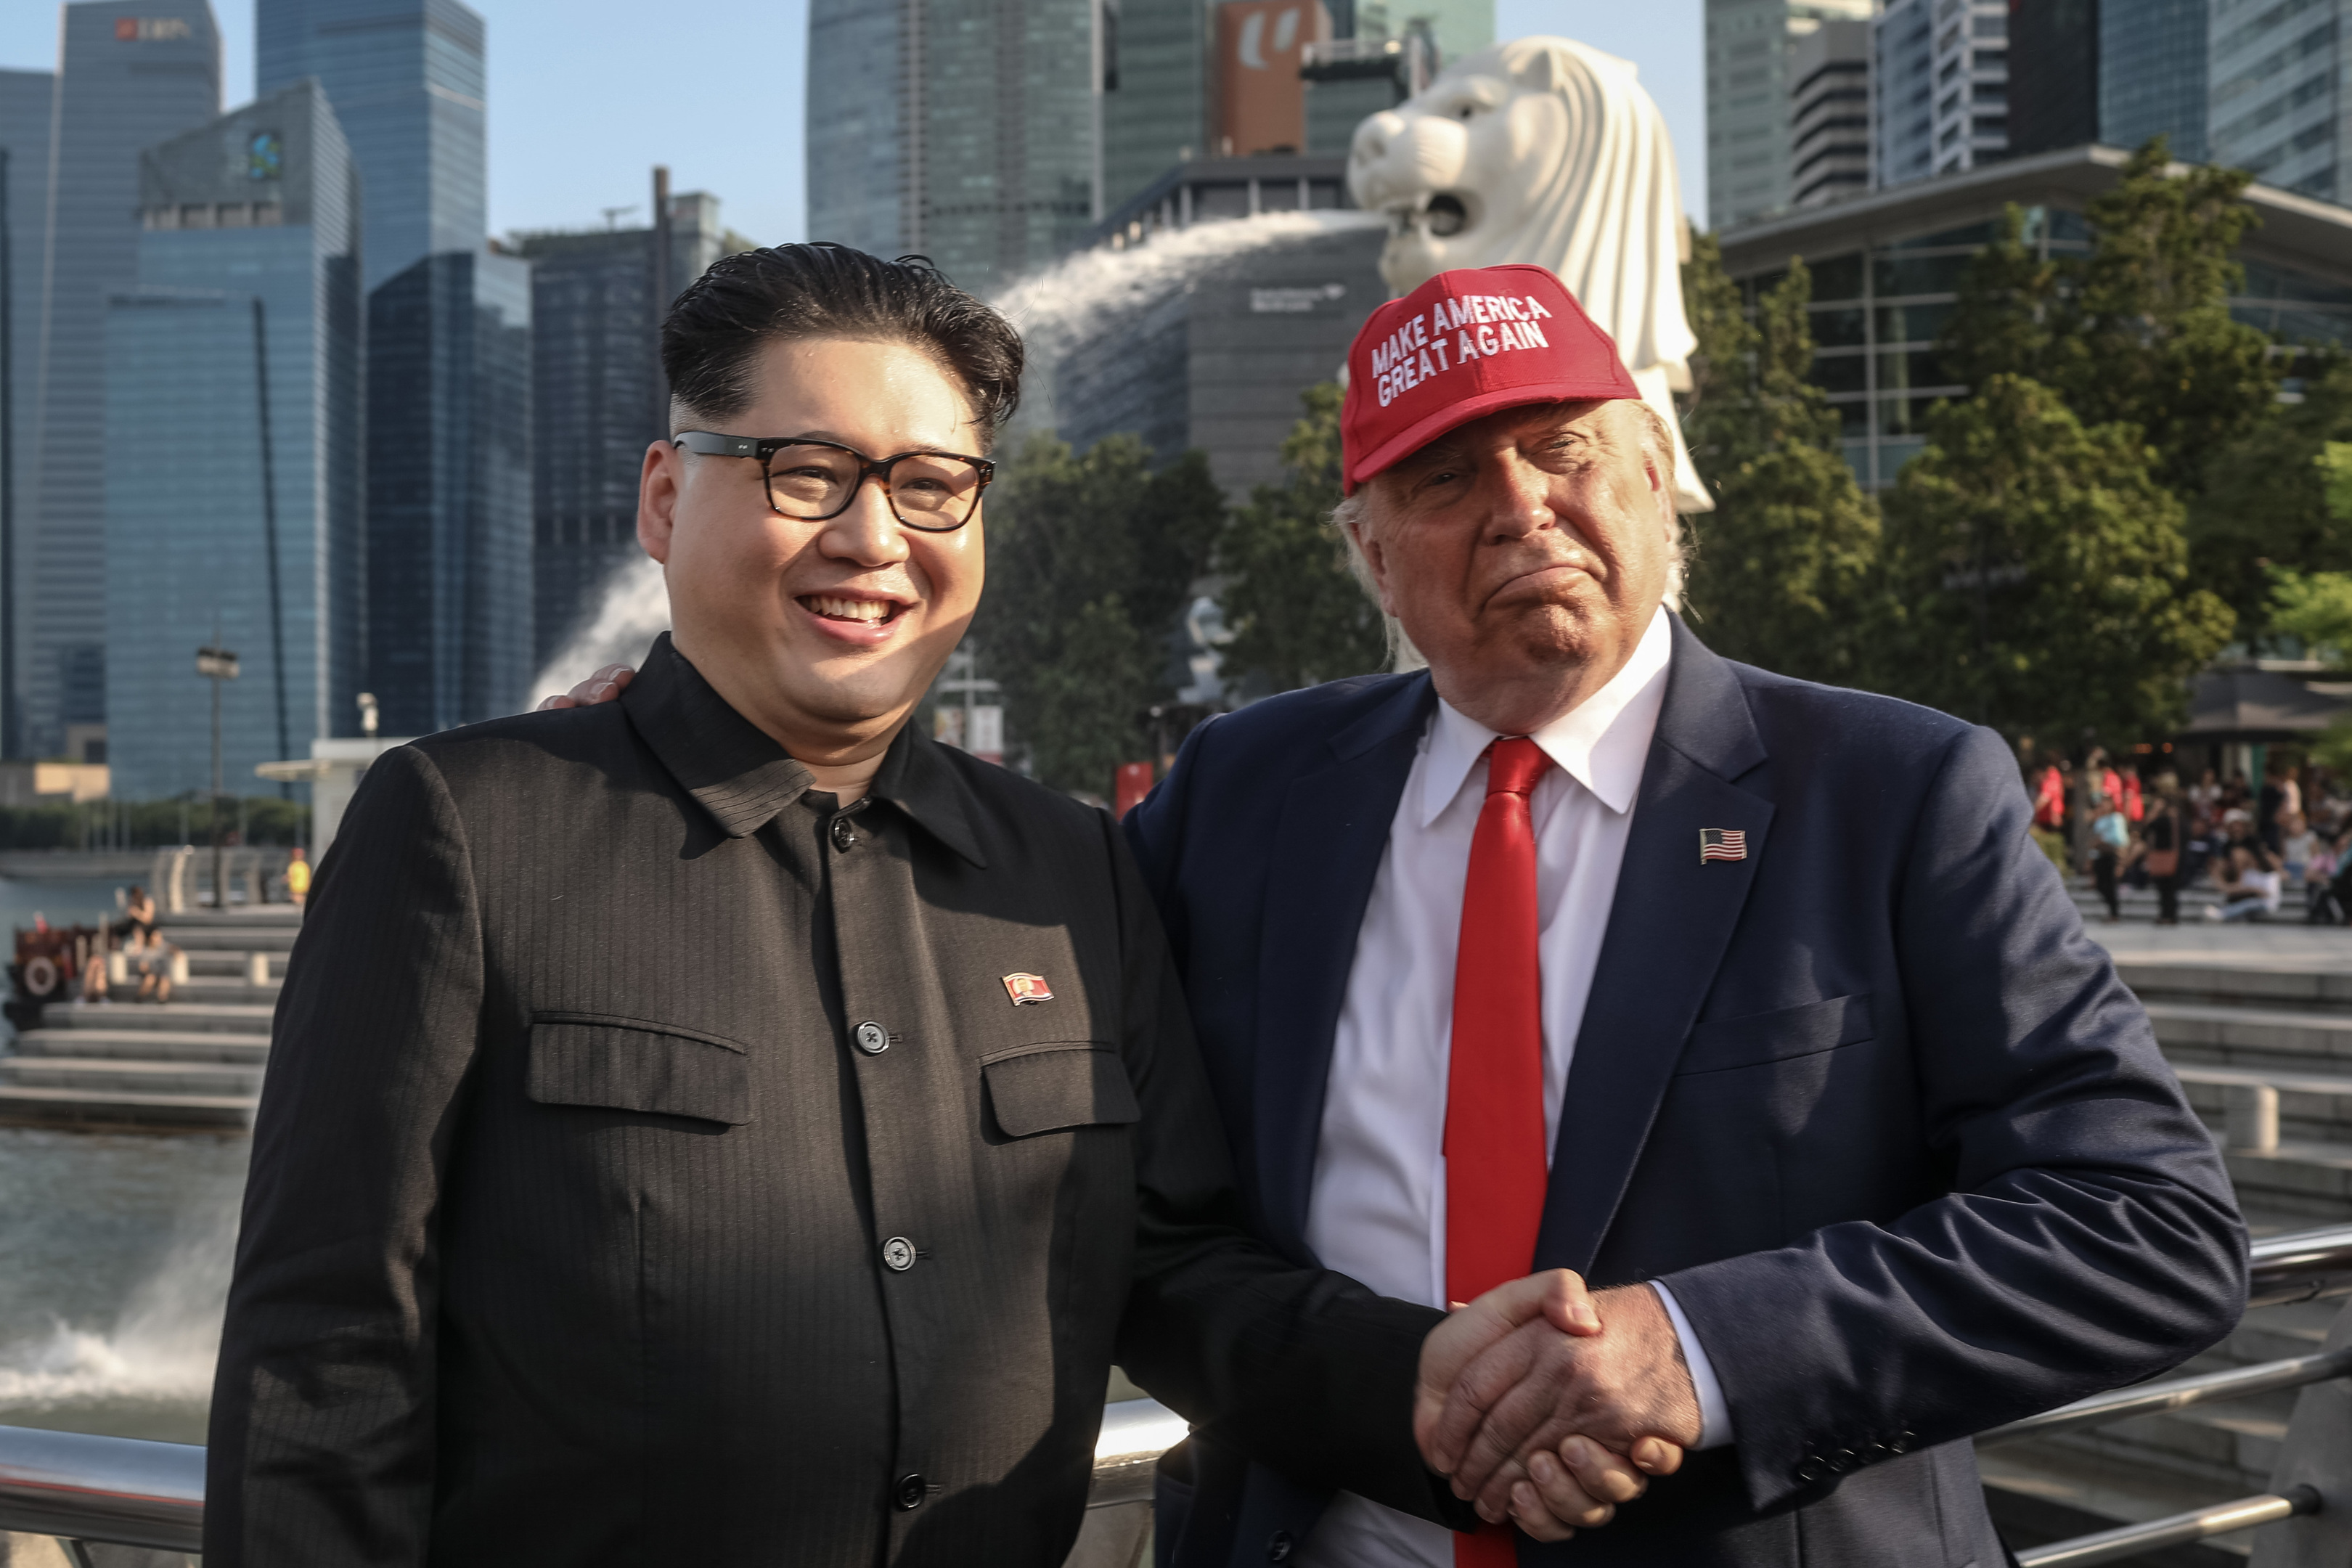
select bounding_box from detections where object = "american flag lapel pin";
[1699,828,1748,865]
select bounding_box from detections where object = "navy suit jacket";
[1124,617,2246,1568]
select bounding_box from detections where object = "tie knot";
[1485,737,1551,798]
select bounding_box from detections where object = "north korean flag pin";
[1699,828,1748,865]
[1003,972,1054,1006]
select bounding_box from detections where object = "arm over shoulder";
[1661,723,2246,1512]
[204,746,486,1566]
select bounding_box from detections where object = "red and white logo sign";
[1002,972,1053,1006]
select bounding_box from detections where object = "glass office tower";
[257,0,487,293]
[365,249,532,733]
[0,70,54,759]
[1708,0,1874,227]
[807,0,1098,293]
[26,2,220,763]
[2102,0,2209,160]
[104,81,363,799]
[512,192,751,673]
[2209,0,2348,202]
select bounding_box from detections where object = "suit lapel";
[1252,674,1435,1265]
[1535,621,1774,1277]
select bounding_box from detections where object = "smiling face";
[1349,399,1673,734]
[637,335,987,762]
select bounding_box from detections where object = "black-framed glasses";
[673,431,994,532]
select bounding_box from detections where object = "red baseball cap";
[1340,264,1641,494]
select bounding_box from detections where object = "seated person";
[2207,844,2284,922]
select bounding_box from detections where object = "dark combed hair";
[661,242,1024,446]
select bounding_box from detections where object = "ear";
[638,438,682,565]
[1508,42,1559,94]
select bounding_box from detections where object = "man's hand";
[536,664,635,711]
[1416,1272,1689,1540]
[1421,1274,1702,1527]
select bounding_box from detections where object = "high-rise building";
[0,70,54,761]
[511,189,753,673]
[1870,0,2007,192]
[2208,0,2347,203]
[365,248,532,734]
[1790,19,1871,207]
[257,0,488,293]
[1103,0,1209,211]
[25,2,221,763]
[2007,0,2099,156]
[1709,0,1873,228]
[805,0,1098,295]
[2103,0,2209,160]
[103,81,362,799]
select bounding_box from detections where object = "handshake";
[1412,1271,1702,1542]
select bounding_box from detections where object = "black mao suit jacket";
[1125,616,2248,1567]
[205,636,1459,1567]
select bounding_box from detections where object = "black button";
[832,817,857,851]
[855,1021,889,1055]
[882,1236,917,1271]
[894,1472,926,1510]
[1266,1531,1294,1564]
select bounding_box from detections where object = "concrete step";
[33,1000,273,1035]
[183,950,282,979]
[156,926,298,953]
[2148,1002,2352,1074]
[2123,960,2352,1015]
[0,1081,254,1128]
[9,1029,267,1063]
[0,1054,264,1097]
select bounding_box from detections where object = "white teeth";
[806,595,892,623]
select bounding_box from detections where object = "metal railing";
[10,1223,2352,1562]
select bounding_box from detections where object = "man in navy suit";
[1123,263,2247,1566]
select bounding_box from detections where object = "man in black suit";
[205,247,1656,1567]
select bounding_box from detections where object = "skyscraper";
[1102,0,1210,211]
[25,2,221,762]
[513,189,752,672]
[0,70,54,760]
[257,0,487,293]
[1707,0,1873,229]
[2209,0,2347,202]
[365,248,532,733]
[2103,0,2209,160]
[104,80,362,799]
[2007,0,2099,156]
[805,0,1099,294]
[1870,0,2007,192]
[1789,19,1871,208]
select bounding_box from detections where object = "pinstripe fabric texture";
[205,636,1450,1567]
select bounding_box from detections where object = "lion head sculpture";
[1348,37,1710,512]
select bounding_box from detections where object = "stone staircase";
[0,908,294,1128]
[1984,926,2352,1562]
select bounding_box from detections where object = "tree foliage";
[1937,142,2278,497]
[979,433,1225,795]
[2268,567,2352,665]
[2186,359,2352,637]
[1877,375,2235,743]
[1677,240,1887,685]
[1214,382,1390,693]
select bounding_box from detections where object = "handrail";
[0,1424,205,1551]
[1977,1346,2352,1447]
[2249,1223,2352,1306]
[2014,1485,2320,1567]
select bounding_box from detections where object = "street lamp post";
[197,640,240,907]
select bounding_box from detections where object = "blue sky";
[1,0,1705,248]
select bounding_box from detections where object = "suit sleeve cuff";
[1651,1281,1734,1450]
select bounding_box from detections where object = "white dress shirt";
[1296,608,1731,1568]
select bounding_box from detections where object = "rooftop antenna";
[601,204,636,231]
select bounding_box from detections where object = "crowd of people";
[2033,751,2352,924]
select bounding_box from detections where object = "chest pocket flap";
[984,1042,1142,1138]
[528,1013,752,1126]
[1678,992,1876,1077]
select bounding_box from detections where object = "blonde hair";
[1334,401,1685,672]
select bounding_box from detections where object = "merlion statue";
[1348,37,1711,513]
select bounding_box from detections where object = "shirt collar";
[1418,604,1675,828]
[622,633,987,865]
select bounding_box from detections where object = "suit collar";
[1654,612,1767,784]
[622,634,986,865]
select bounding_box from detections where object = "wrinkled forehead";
[1380,396,1627,479]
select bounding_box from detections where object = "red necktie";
[1446,737,1553,1568]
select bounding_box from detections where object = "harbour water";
[0,875,245,1445]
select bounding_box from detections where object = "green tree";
[1215,382,1390,693]
[2267,568,2352,665]
[979,433,1225,795]
[1677,240,1887,685]
[1878,375,2236,743]
[2188,359,2352,637]
[1938,143,2277,497]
